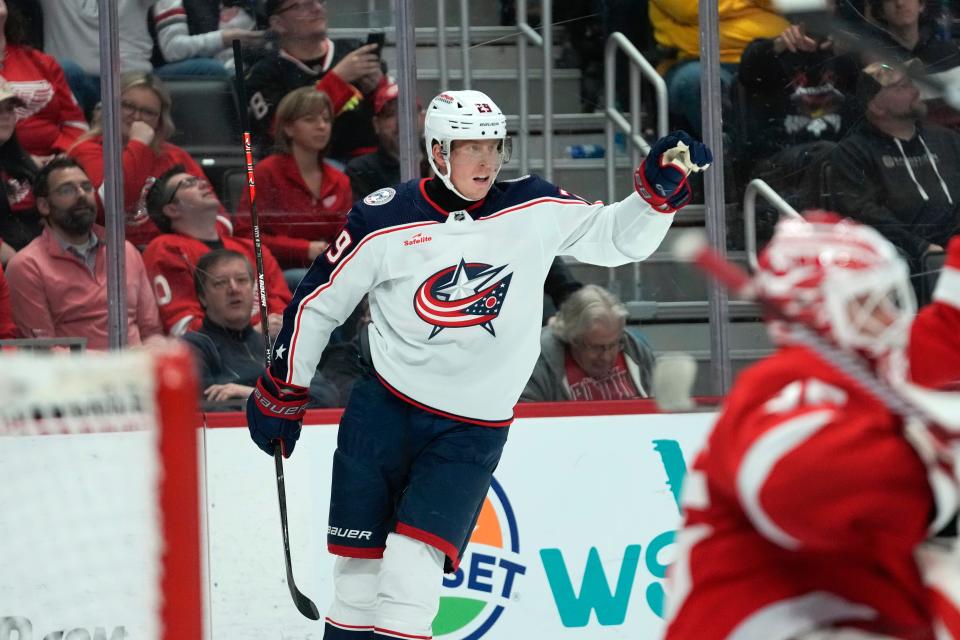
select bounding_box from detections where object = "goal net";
[0,346,202,640]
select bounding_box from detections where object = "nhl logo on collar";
[364,187,396,206]
[414,259,513,338]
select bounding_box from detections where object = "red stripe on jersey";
[154,7,186,21]
[327,543,385,558]
[375,372,513,427]
[285,220,437,383]
[373,626,432,639]
[325,617,375,631]
[396,522,461,572]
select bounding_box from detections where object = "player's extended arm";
[556,131,712,266]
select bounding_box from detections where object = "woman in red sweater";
[0,2,88,163]
[236,87,352,269]
[68,72,216,248]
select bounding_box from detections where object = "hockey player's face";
[447,139,501,200]
[571,320,624,379]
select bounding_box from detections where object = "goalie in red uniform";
[663,213,960,640]
[910,235,960,392]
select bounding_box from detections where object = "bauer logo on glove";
[635,130,713,213]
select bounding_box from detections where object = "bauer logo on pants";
[434,477,525,639]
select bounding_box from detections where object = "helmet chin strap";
[431,148,502,203]
[437,162,477,202]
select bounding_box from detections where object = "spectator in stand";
[37,0,244,117]
[345,79,402,200]
[69,72,225,248]
[245,0,384,162]
[0,85,39,262]
[5,157,163,349]
[736,5,860,171]
[0,1,88,163]
[650,0,789,136]
[236,86,351,271]
[910,234,960,390]
[182,249,269,405]
[345,79,430,200]
[152,0,264,73]
[867,0,960,70]
[184,248,342,409]
[521,284,655,402]
[730,4,860,247]
[865,0,960,127]
[830,62,960,297]
[143,165,291,336]
[0,261,14,338]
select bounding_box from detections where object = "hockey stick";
[672,231,960,436]
[232,39,321,621]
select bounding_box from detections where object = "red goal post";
[0,346,202,640]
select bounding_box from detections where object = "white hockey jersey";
[269,175,674,424]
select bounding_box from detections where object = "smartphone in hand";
[366,31,385,58]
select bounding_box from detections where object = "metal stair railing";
[603,32,668,203]
[432,1,470,91]
[602,32,668,303]
[743,178,801,271]
[516,0,553,181]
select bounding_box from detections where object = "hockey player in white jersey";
[246,89,712,639]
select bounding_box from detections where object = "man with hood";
[830,61,960,294]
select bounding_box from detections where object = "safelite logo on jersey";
[433,477,525,639]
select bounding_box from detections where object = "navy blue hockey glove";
[635,130,712,213]
[246,370,309,458]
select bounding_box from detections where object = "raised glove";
[635,130,712,213]
[246,369,309,458]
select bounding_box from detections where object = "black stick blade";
[274,447,321,620]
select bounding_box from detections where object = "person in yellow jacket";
[650,0,789,135]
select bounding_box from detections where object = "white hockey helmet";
[756,211,916,359]
[423,90,512,200]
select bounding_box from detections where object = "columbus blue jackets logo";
[414,259,512,338]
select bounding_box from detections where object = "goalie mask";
[756,211,916,359]
[424,90,512,201]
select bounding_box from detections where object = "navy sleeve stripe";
[285,219,438,383]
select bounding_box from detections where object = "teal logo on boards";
[539,439,687,627]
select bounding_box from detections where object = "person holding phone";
[245,0,387,163]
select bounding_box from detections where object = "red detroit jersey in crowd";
[143,231,291,336]
[235,153,351,268]
[2,45,87,157]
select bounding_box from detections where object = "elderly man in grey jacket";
[521,284,655,402]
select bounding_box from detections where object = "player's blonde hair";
[551,284,628,344]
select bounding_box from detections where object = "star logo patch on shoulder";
[364,187,396,206]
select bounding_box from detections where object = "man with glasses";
[142,164,291,337]
[245,0,385,162]
[521,284,655,402]
[5,157,163,349]
[245,89,710,640]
